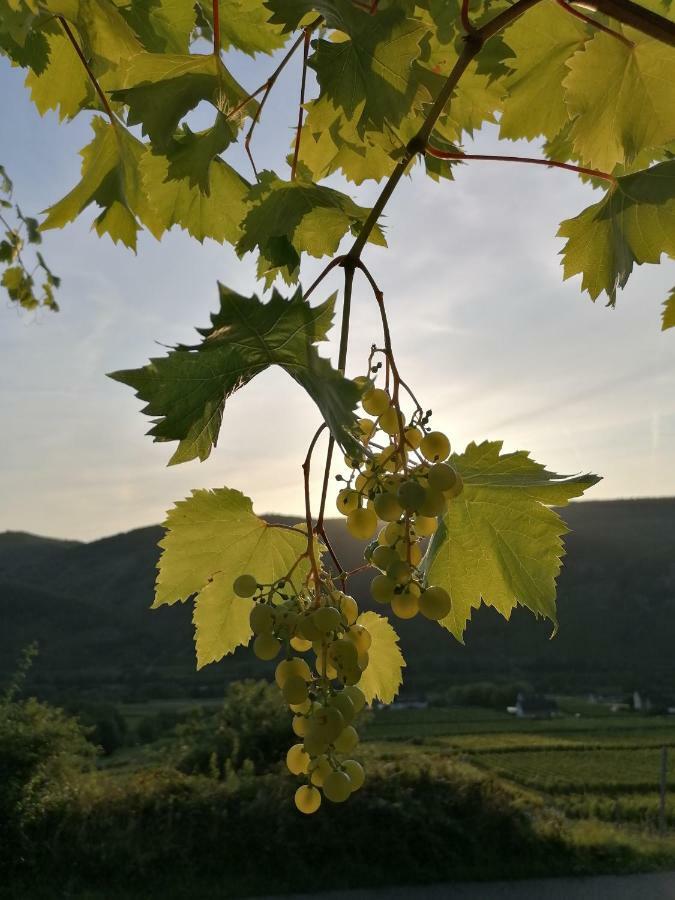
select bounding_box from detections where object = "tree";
[2,0,674,812]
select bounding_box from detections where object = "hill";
[1,499,674,702]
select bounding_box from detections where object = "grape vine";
[3,0,674,810]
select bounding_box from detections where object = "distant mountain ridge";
[1,498,674,702]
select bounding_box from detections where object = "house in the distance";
[509,692,559,719]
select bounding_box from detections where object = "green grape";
[345,623,372,653]
[327,639,359,673]
[419,585,452,621]
[309,706,344,742]
[397,480,426,513]
[312,605,341,634]
[283,674,309,705]
[409,542,423,566]
[333,724,359,753]
[391,588,419,620]
[347,507,378,540]
[249,604,274,635]
[403,426,423,450]
[414,515,437,537]
[290,697,312,714]
[343,759,365,792]
[309,754,332,787]
[370,574,397,605]
[303,730,329,757]
[338,593,359,625]
[342,665,363,686]
[344,684,366,713]
[233,573,258,598]
[372,544,398,571]
[253,633,281,660]
[378,406,401,435]
[444,471,464,499]
[323,770,352,803]
[419,487,445,517]
[274,606,299,639]
[388,559,412,585]
[428,462,459,493]
[328,691,355,724]
[286,743,310,775]
[295,784,321,814]
[373,491,404,522]
[358,417,376,441]
[292,715,308,737]
[383,521,405,545]
[336,487,360,515]
[290,635,313,652]
[297,614,323,642]
[362,388,390,416]
[275,657,312,687]
[352,375,373,395]
[420,431,451,462]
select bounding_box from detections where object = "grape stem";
[302,423,328,592]
[424,146,619,186]
[290,28,312,181]
[461,0,478,35]
[555,0,634,45]
[57,17,117,127]
[235,17,322,179]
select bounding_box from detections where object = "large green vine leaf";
[558,161,675,304]
[423,440,600,642]
[41,117,152,250]
[563,32,675,172]
[498,1,589,143]
[109,283,361,464]
[236,172,385,284]
[155,487,310,668]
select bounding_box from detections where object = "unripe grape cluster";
[337,375,463,622]
[232,573,369,813]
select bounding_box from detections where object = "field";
[364,705,675,829]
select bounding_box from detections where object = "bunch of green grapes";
[336,377,463,622]
[232,573,369,814]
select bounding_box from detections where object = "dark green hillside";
[1,498,673,702]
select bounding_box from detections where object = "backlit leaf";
[424,440,600,641]
[356,611,405,705]
[109,284,361,463]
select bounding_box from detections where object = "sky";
[1,46,674,542]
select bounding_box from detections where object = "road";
[256,871,675,900]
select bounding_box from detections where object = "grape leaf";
[163,115,238,192]
[198,0,287,55]
[109,53,250,150]
[155,487,310,668]
[25,29,94,120]
[498,2,588,142]
[309,4,426,133]
[563,32,675,171]
[423,440,600,642]
[356,611,405,705]
[663,288,675,331]
[121,0,197,53]
[41,117,150,250]
[139,152,249,242]
[236,172,385,284]
[558,161,675,304]
[109,284,361,464]
[77,0,143,64]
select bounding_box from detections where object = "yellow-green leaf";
[356,611,405,705]
[155,487,311,668]
[563,32,675,171]
[424,441,600,642]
